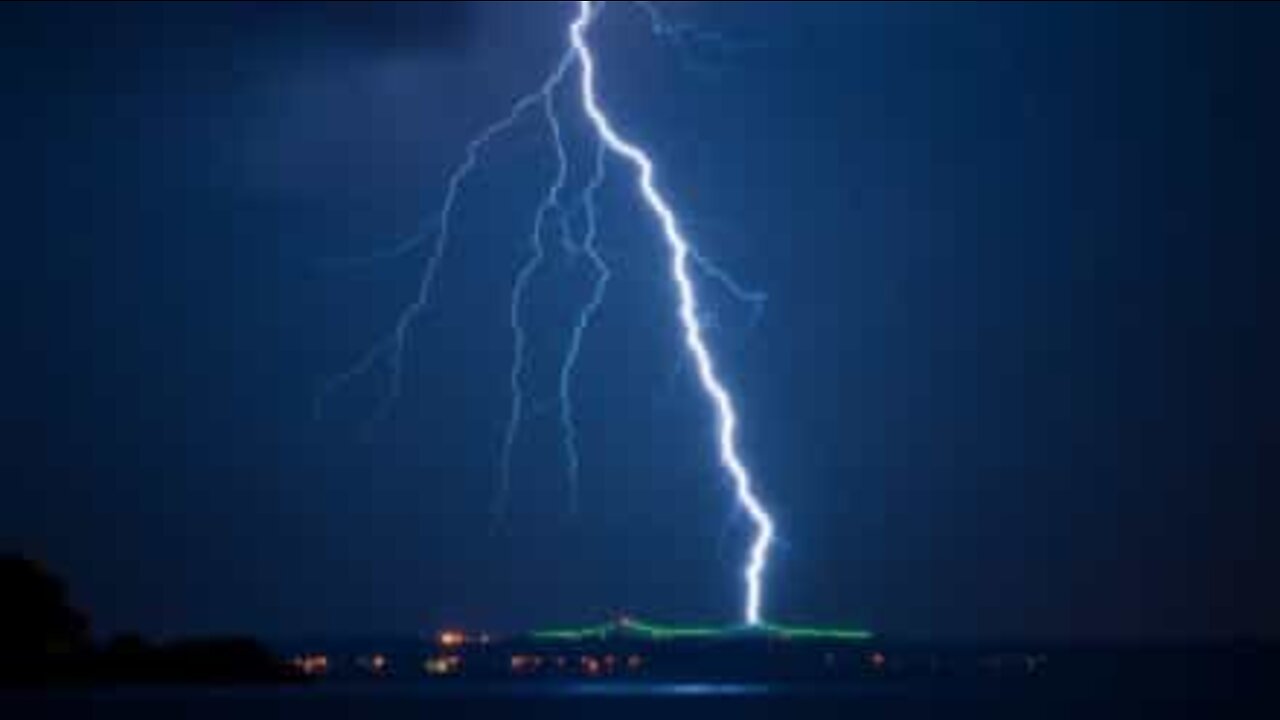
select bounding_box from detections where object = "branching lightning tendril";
[495,55,575,525]
[321,0,774,625]
[557,139,609,515]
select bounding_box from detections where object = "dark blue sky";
[2,2,1276,641]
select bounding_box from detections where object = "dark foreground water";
[5,680,1273,719]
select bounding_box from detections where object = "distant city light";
[356,653,388,675]
[437,630,467,648]
[423,654,462,676]
[869,651,887,670]
[289,653,329,677]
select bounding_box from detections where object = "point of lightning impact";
[569,1,774,625]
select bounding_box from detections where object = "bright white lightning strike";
[569,0,774,625]
[321,0,774,626]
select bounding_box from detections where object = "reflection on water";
[549,682,770,696]
[3,681,1252,720]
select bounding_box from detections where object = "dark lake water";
[5,681,1264,719]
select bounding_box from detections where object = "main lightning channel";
[569,0,774,625]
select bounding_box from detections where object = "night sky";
[3,2,1276,641]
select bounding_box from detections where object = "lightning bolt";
[320,0,775,626]
[569,0,774,624]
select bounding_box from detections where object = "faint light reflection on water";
[556,682,771,697]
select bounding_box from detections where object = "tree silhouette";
[0,554,91,678]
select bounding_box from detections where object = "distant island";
[6,552,1274,702]
[0,554,301,686]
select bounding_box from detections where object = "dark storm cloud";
[299,2,476,52]
[6,2,476,49]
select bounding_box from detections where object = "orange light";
[438,631,466,648]
[290,654,330,676]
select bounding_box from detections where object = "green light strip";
[528,618,873,642]
[619,617,737,639]
[528,622,614,641]
[759,622,874,641]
